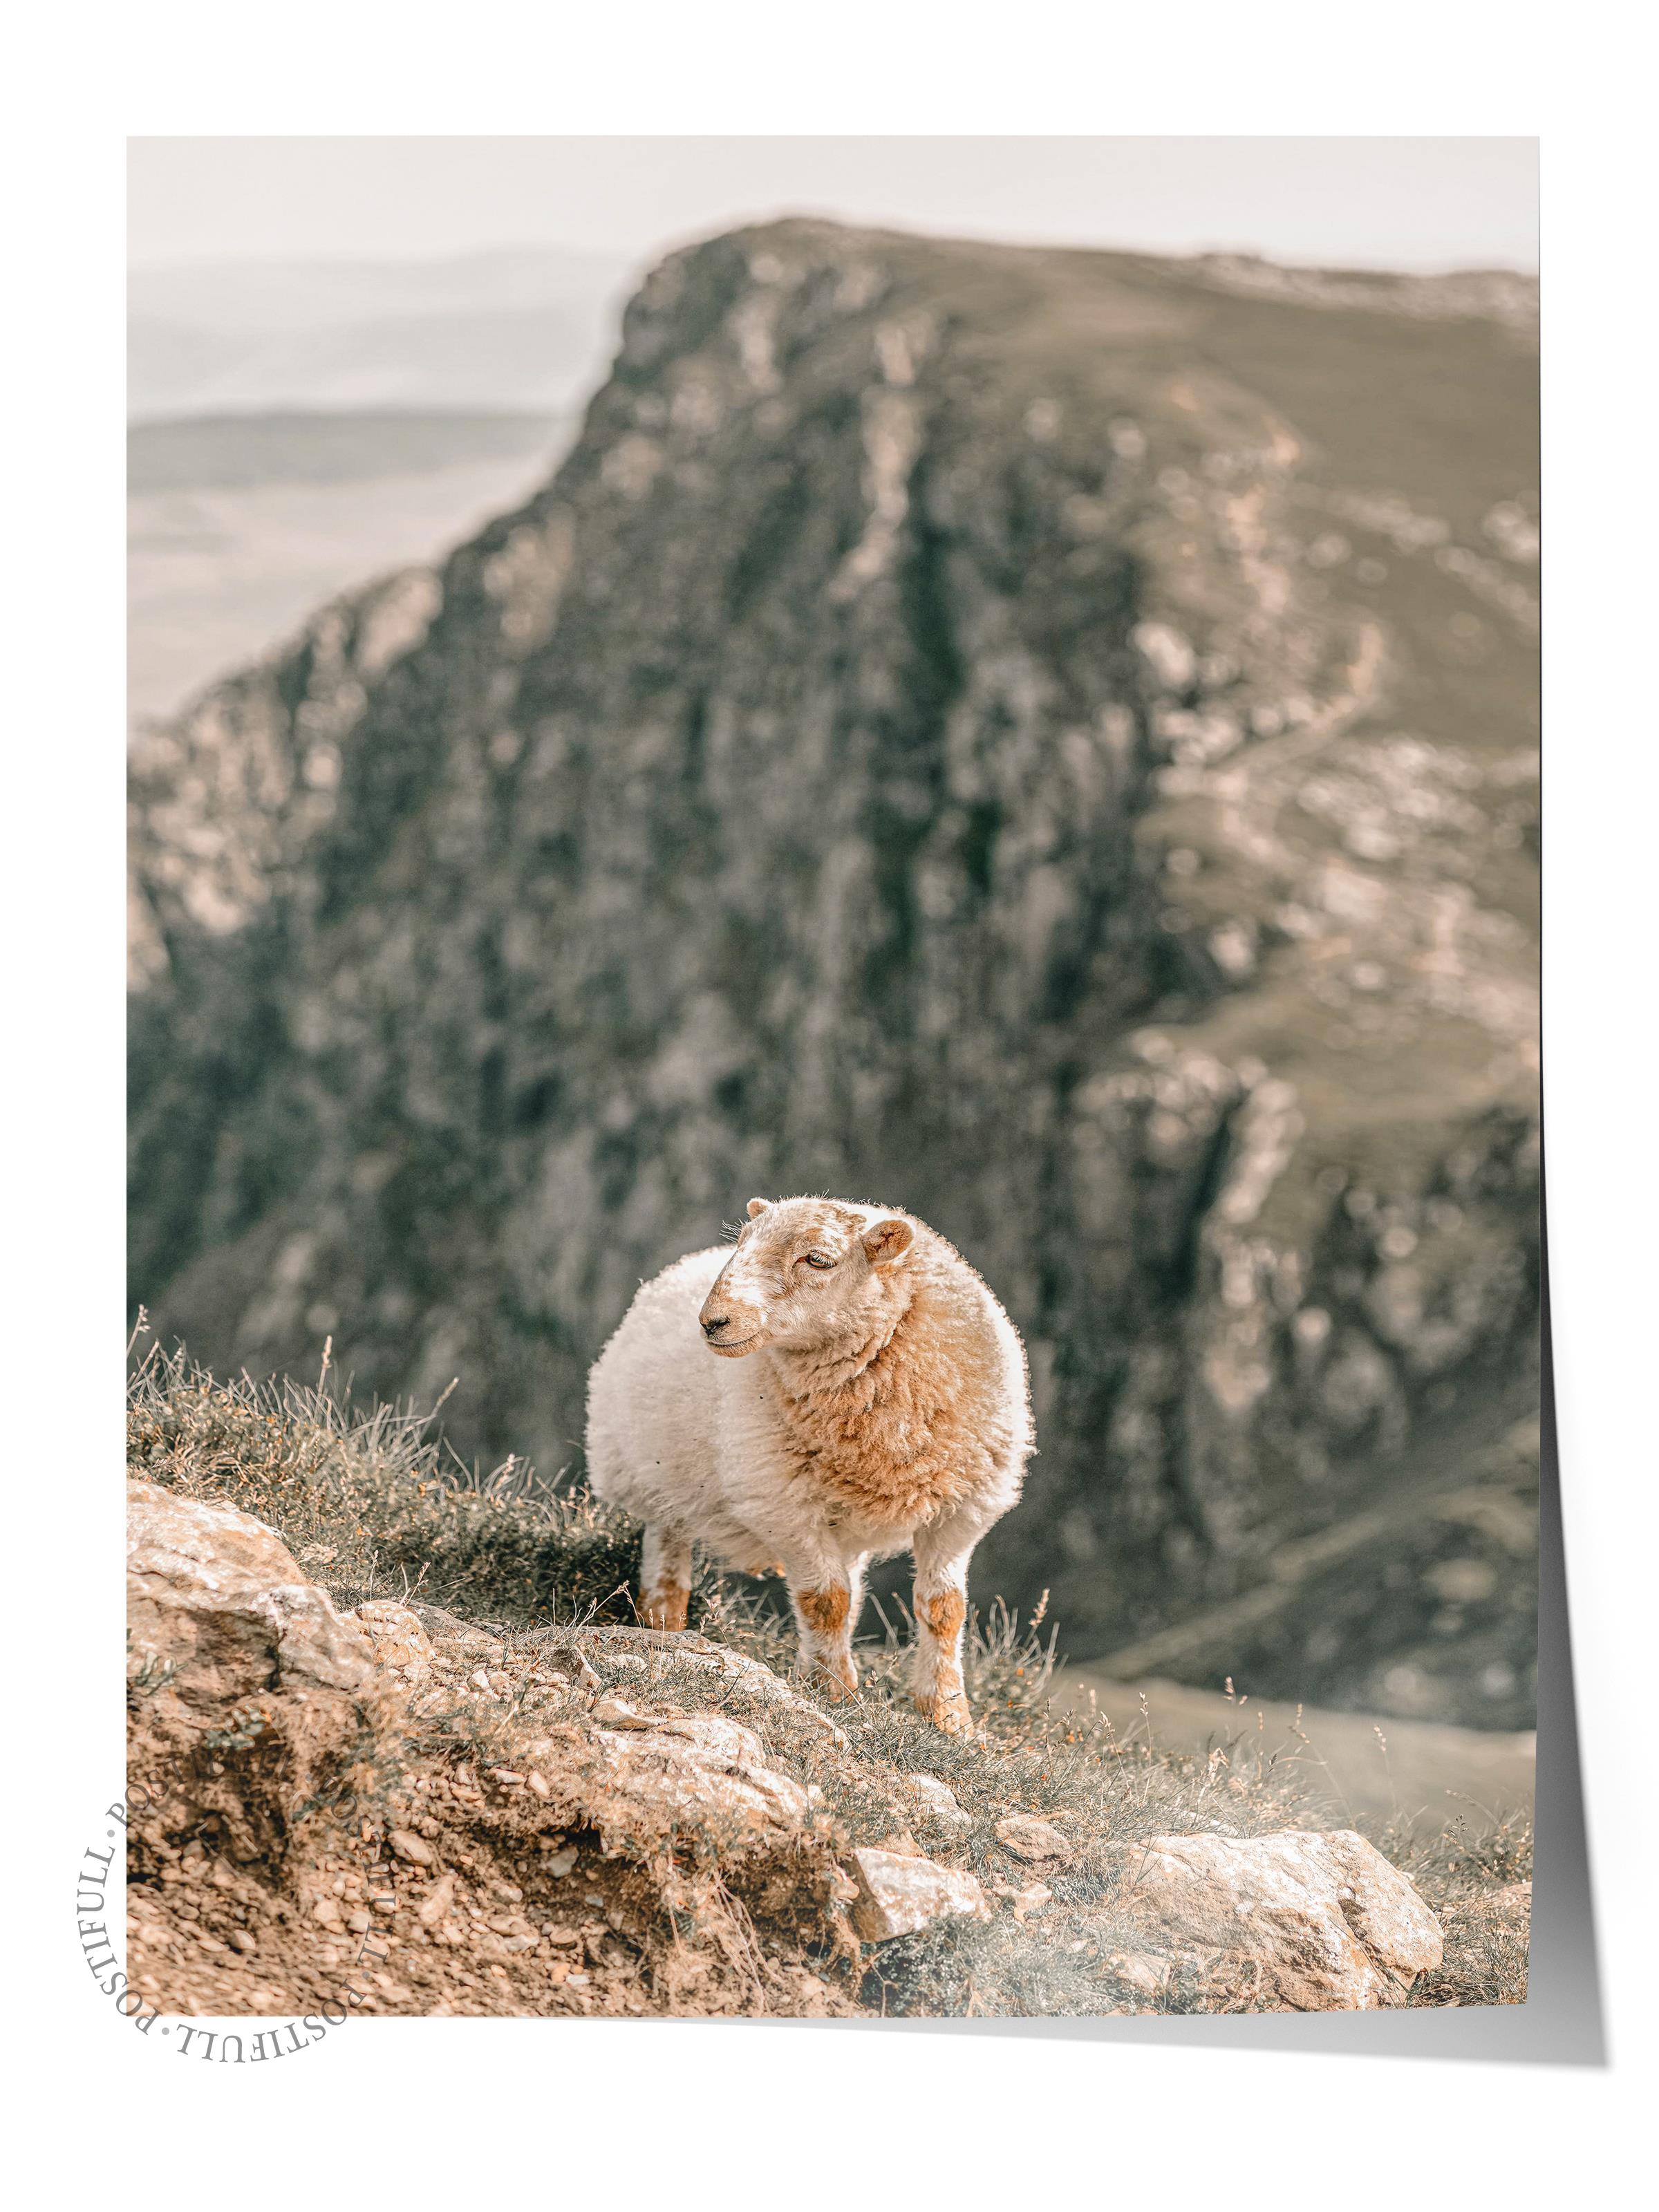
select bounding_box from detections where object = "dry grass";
[126,1340,1530,2016]
[1389,1811,1533,2010]
[127,1337,649,1627]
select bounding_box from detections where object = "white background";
[6,4,1653,2200]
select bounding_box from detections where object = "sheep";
[585,1194,1032,1732]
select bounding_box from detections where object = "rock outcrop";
[995,1812,1071,1863]
[351,1597,436,1685]
[126,1482,393,1862]
[1109,1828,1444,2010]
[126,1474,1451,2018]
[129,221,1539,1712]
[126,1483,856,2017]
[847,1847,989,1942]
[129,1481,377,1700]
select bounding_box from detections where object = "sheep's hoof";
[913,1691,973,1736]
[638,1586,689,1632]
[809,1660,859,1702]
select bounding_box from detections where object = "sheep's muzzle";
[699,1286,764,1356]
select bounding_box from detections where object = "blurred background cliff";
[128,140,1539,1763]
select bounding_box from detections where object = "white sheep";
[585,1195,1032,1732]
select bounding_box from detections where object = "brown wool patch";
[765,1261,1013,1530]
[796,1586,850,1637]
[921,1591,966,1645]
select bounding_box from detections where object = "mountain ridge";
[129,218,1539,1721]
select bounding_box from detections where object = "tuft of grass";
[1390,1808,1533,2009]
[126,1340,647,1627]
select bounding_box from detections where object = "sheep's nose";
[703,1313,731,1337]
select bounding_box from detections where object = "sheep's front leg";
[639,1524,692,1631]
[911,1526,975,1734]
[789,1557,865,1701]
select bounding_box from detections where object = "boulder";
[847,1848,989,1943]
[1114,1828,1443,2009]
[990,1877,1053,1922]
[1105,1951,1172,1998]
[126,1481,391,1863]
[128,1480,375,1703]
[350,1599,435,1684]
[588,1707,813,1833]
[901,1773,972,1830]
[592,1693,653,1727]
[994,1813,1070,1862]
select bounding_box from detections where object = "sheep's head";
[698,1196,915,1358]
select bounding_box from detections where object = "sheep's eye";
[801,1252,835,1271]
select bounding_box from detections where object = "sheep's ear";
[861,1216,914,1268]
[746,1197,771,1219]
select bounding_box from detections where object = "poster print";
[126,137,1539,2027]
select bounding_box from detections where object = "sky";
[129,136,1539,276]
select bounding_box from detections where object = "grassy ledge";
[126,1342,1530,2016]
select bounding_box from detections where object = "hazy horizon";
[127,133,1540,741]
[129,136,1539,278]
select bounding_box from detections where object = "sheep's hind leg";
[639,1524,692,1631]
[910,1526,975,1734]
[790,1557,865,1701]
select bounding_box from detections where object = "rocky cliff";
[129,221,1539,1719]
